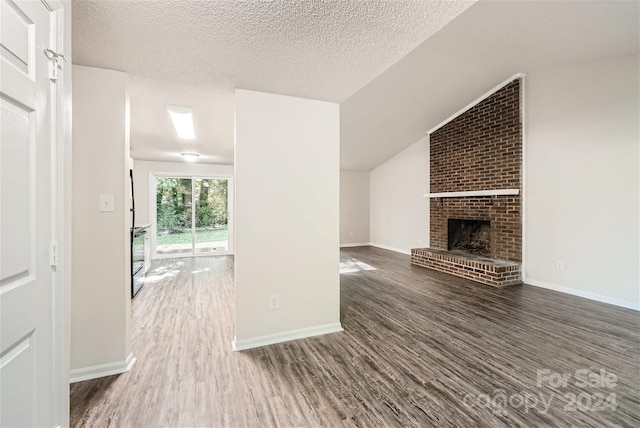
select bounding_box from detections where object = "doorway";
[152,175,233,257]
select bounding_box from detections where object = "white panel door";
[0,0,58,426]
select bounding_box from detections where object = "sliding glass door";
[154,175,231,257]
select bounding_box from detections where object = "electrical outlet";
[269,294,279,310]
[418,238,422,245]
[349,231,354,237]
[556,260,565,271]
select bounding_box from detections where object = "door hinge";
[44,48,67,82]
[50,241,58,267]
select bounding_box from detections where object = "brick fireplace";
[411,77,523,287]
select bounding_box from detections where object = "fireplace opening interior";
[448,219,491,256]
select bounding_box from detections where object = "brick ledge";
[411,248,521,288]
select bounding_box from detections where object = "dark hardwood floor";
[70,247,640,427]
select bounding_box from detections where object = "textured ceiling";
[341,0,640,170]
[72,1,639,169]
[72,0,474,164]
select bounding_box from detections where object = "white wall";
[369,136,430,254]
[340,171,370,245]
[234,89,341,349]
[132,160,233,225]
[71,65,132,373]
[525,55,639,309]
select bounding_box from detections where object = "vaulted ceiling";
[72,1,639,170]
[340,0,639,170]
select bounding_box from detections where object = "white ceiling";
[72,0,474,165]
[341,0,640,170]
[72,1,639,169]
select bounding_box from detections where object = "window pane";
[155,177,193,254]
[194,178,228,252]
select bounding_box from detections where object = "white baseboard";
[340,242,371,248]
[70,353,137,383]
[232,322,344,351]
[369,242,411,256]
[524,278,639,311]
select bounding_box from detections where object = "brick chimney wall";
[429,79,522,262]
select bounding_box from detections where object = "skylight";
[167,105,195,140]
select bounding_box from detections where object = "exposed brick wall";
[429,79,522,262]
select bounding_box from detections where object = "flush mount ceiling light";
[181,152,200,162]
[167,105,195,140]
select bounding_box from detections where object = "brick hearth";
[411,248,521,288]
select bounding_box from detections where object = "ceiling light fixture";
[167,105,195,140]
[181,152,200,162]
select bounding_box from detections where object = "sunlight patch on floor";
[142,261,184,283]
[340,258,376,274]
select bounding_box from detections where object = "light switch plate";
[100,194,114,212]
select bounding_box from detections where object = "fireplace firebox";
[448,219,490,256]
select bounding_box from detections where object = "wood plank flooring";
[70,246,640,427]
